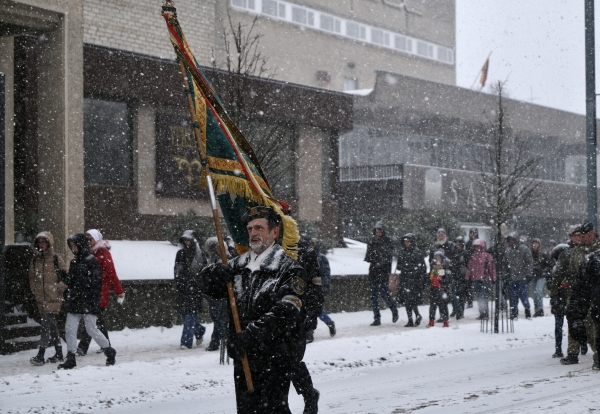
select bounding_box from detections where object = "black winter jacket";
[174,243,205,315]
[365,235,394,283]
[297,239,324,332]
[63,233,103,315]
[396,246,425,299]
[568,249,600,322]
[201,244,308,365]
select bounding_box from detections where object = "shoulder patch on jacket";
[292,276,306,295]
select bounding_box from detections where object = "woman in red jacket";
[76,229,125,355]
[465,239,497,320]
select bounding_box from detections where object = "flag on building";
[479,54,491,89]
[162,4,299,258]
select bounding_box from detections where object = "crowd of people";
[26,211,600,413]
[365,220,600,372]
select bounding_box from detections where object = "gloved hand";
[117,293,125,305]
[212,263,235,285]
[569,319,587,346]
[230,330,253,360]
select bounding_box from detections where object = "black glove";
[212,263,235,285]
[230,330,253,360]
[569,319,587,346]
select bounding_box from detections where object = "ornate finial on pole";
[162,0,176,15]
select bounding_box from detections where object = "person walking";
[396,233,425,327]
[76,229,125,355]
[200,206,309,413]
[530,238,553,317]
[364,221,398,326]
[465,239,497,320]
[504,232,533,320]
[59,233,116,369]
[452,236,469,320]
[175,230,206,349]
[203,237,228,352]
[427,251,451,328]
[315,239,336,337]
[28,231,68,365]
[549,242,569,358]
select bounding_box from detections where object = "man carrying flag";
[200,206,309,413]
[162,2,311,410]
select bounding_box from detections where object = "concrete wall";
[222,0,456,91]
[0,36,14,244]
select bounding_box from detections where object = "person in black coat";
[364,221,398,326]
[396,233,425,327]
[175,230,206,349]
[291,234,323,413]
[451,236,469,320]
[59,233,116,369]
[200,206,310,414]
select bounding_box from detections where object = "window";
[262,0,278,16]
[438,47,454,64]
[278,3,286,18]
[84,99,132,186]
[344,77,358,91]
[232,0,254,9]
[346,22,360,39]
[292,6,307,24]
[371,29,384,45]
[320,14,334,31]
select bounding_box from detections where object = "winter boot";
[525,308,532,320]
[581,343,588,356]
[404,319,414,328]
[443,320,449,328]
[326,321,336,337]
[436,318,444,323]
[46,346,64,363]
[306,330,314,344]
[552,346,564,358]
[370,319,381,326]
[30,347,46,366]
[392,308,399,323]
[205,342,220,352]
[415,315,422,326]
[593,360,600,371]
[534,309,544,317]
[450,310,456,317]
[104,347,117,366]
[560,354,579,365]
[58,352,77,370]
[76,347,86,356]
[427,319,435,328]
[303,388,320,414]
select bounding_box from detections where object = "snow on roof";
[111,238,369,280]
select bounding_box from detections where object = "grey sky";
[456,0,600,115]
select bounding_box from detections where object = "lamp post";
[585,0,597,227]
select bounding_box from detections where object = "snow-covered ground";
[2,300,599,413]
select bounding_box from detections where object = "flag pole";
[176,59,254,393]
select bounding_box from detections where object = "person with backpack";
[28,231,68,365]
[76,229,125,356]
[59,233,117,369]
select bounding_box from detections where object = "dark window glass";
[84,98,132,186]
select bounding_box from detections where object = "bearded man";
[200,206,308,414]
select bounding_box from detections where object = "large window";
[84,98,132,186]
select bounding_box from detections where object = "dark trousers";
[208,298,228,347]
[370,280,397,321]
[554,313,565,349]
[508,280,530,317]
[404,289,421,321]
[290,336,314,397]
[234,359,292,414]
[474,280,491,317]
[78,309,109,353]
[429,288,449,321]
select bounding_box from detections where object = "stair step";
[2,336,40,354]
[3,324,41,339]
[4,314,28,325]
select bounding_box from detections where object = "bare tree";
[211,13,296,194]
[475,81,542,241]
